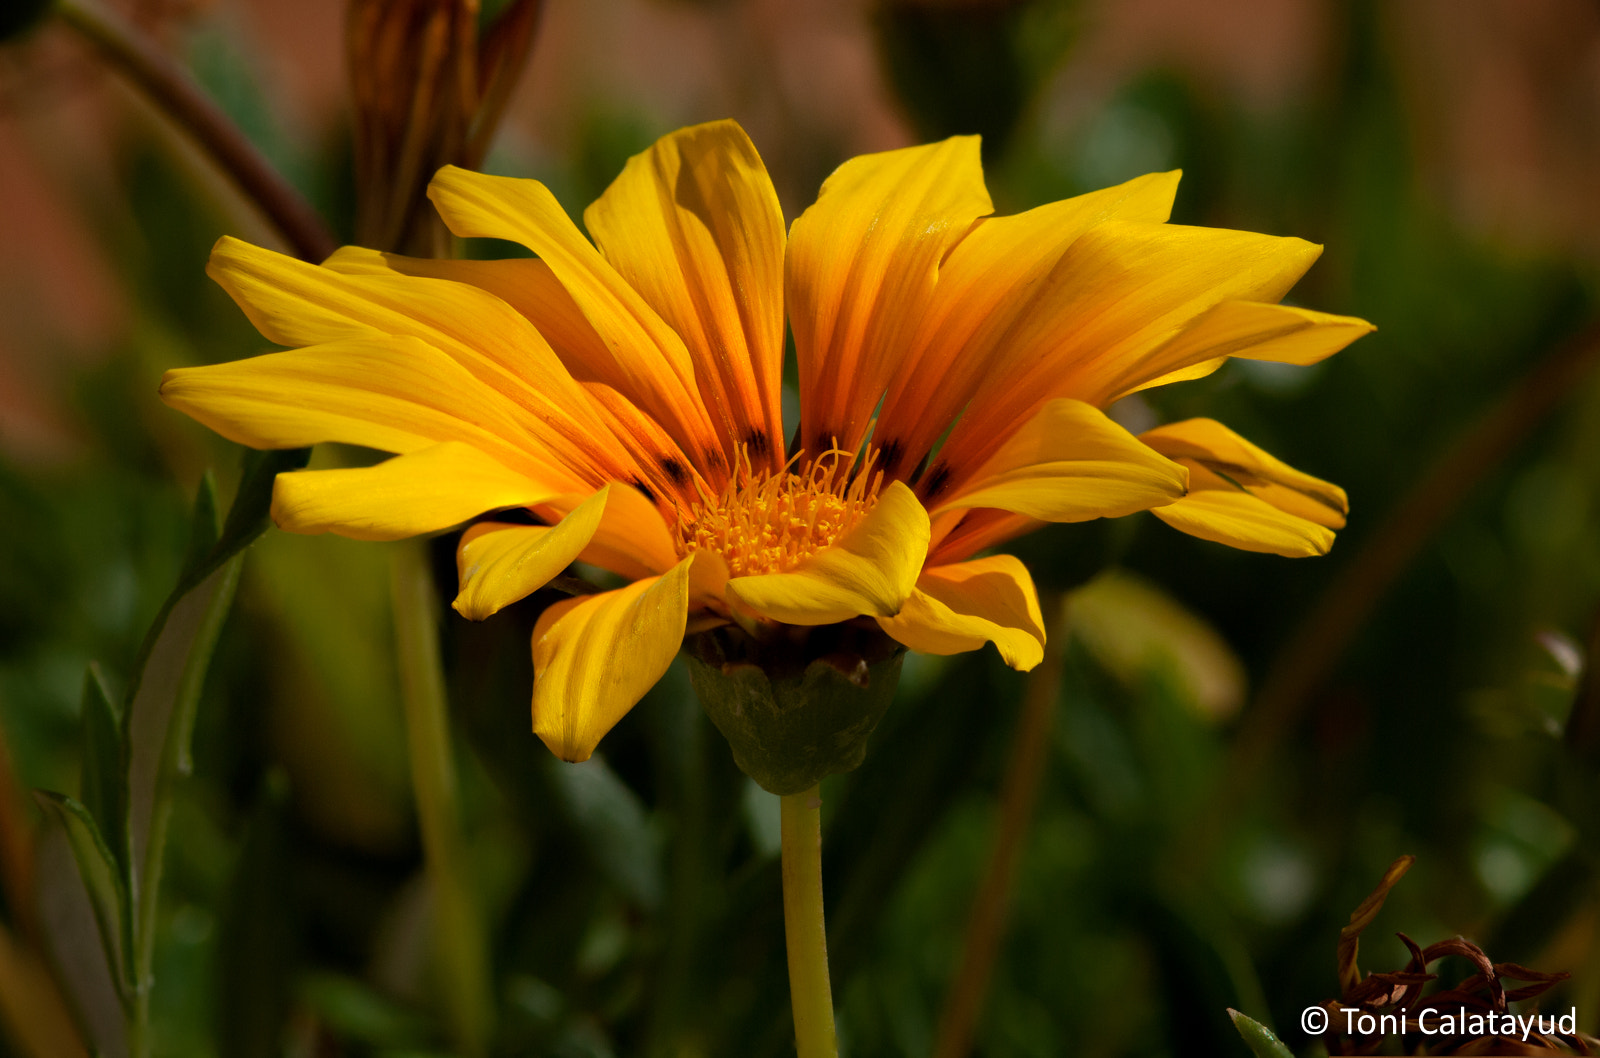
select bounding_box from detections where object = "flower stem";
[780,786,837,1058]
[54,0,336,263]
[390,540,491,1057]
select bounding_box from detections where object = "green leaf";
[34,791,133,998]
[177,447,309,598]
[117,446,302,996]
[1228,1009,1296,1058]
[546,755,663,911]
[79,664,127,879]
[125,556,241,885]
[179,471,221,581]
[124,446,306,879]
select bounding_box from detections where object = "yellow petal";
[271,442,558,540]
[1108,300,1375,402]
[453,485,626,620]
[1148,469,1336,557]
[929,399,1188,522]
[426,166,723,470]
[724,481,930,625]
[532,481,681,581]
[160,336,573,486]
[585,120,787,467]
[1141,418,1347,528]
[874,170,1182,476]
[531,557,695,762]
[937,221,1322,476]
[206,237,633,485]
[787,136,993,456]
[877,555,1045,670]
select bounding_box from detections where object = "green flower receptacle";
[685,625,906,796]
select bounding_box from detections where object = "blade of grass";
[1228,1009,1295,1058]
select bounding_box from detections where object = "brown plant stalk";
[933,591,1068,1058]
[55,0,336,263]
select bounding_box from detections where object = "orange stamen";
[676,443,883,577]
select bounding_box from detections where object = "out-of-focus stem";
[54,0,336,263]
[780,786,837,1058]
[933,592,1067,1058]
[391,540,491,1057]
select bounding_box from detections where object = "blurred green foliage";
[4,0,1600,1055]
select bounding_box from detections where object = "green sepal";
[1228,1009,1296,1058]
[685,624,905,796]
[34,791,134,999]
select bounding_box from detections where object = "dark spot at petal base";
[660,457,690,485]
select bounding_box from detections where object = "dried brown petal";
[1339,855,1417,996]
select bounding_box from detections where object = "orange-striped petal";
[928,509,1043,566]
[877,555,1045,670]
[725,481,929,625]
[585,120,787,467]
[927,399,1188,523]
[874,170,1181,476]
[271,442,558,540]
[427,166,723,472]
[531,556,697,762]
[935,222,1322,477]
[788,136,993,456]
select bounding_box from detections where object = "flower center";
[676,445,882,577]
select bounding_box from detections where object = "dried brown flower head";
[1316,855,1595,1055]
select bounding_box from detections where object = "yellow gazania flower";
[161,120,1371,764]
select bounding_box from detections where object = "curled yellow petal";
[533,481,681,581]
[725,481,930,626]
[930,399,1188,522]
[271,442,558,541]
[877,555,1045,670]
[1109,300,1375,401]
[1141,418,1347,528]
[1140,419,1344,556]
[531,557,696,762]
[453,485,623,621]
[1148,472,1336,557]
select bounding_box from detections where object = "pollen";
[676,444,883,577]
